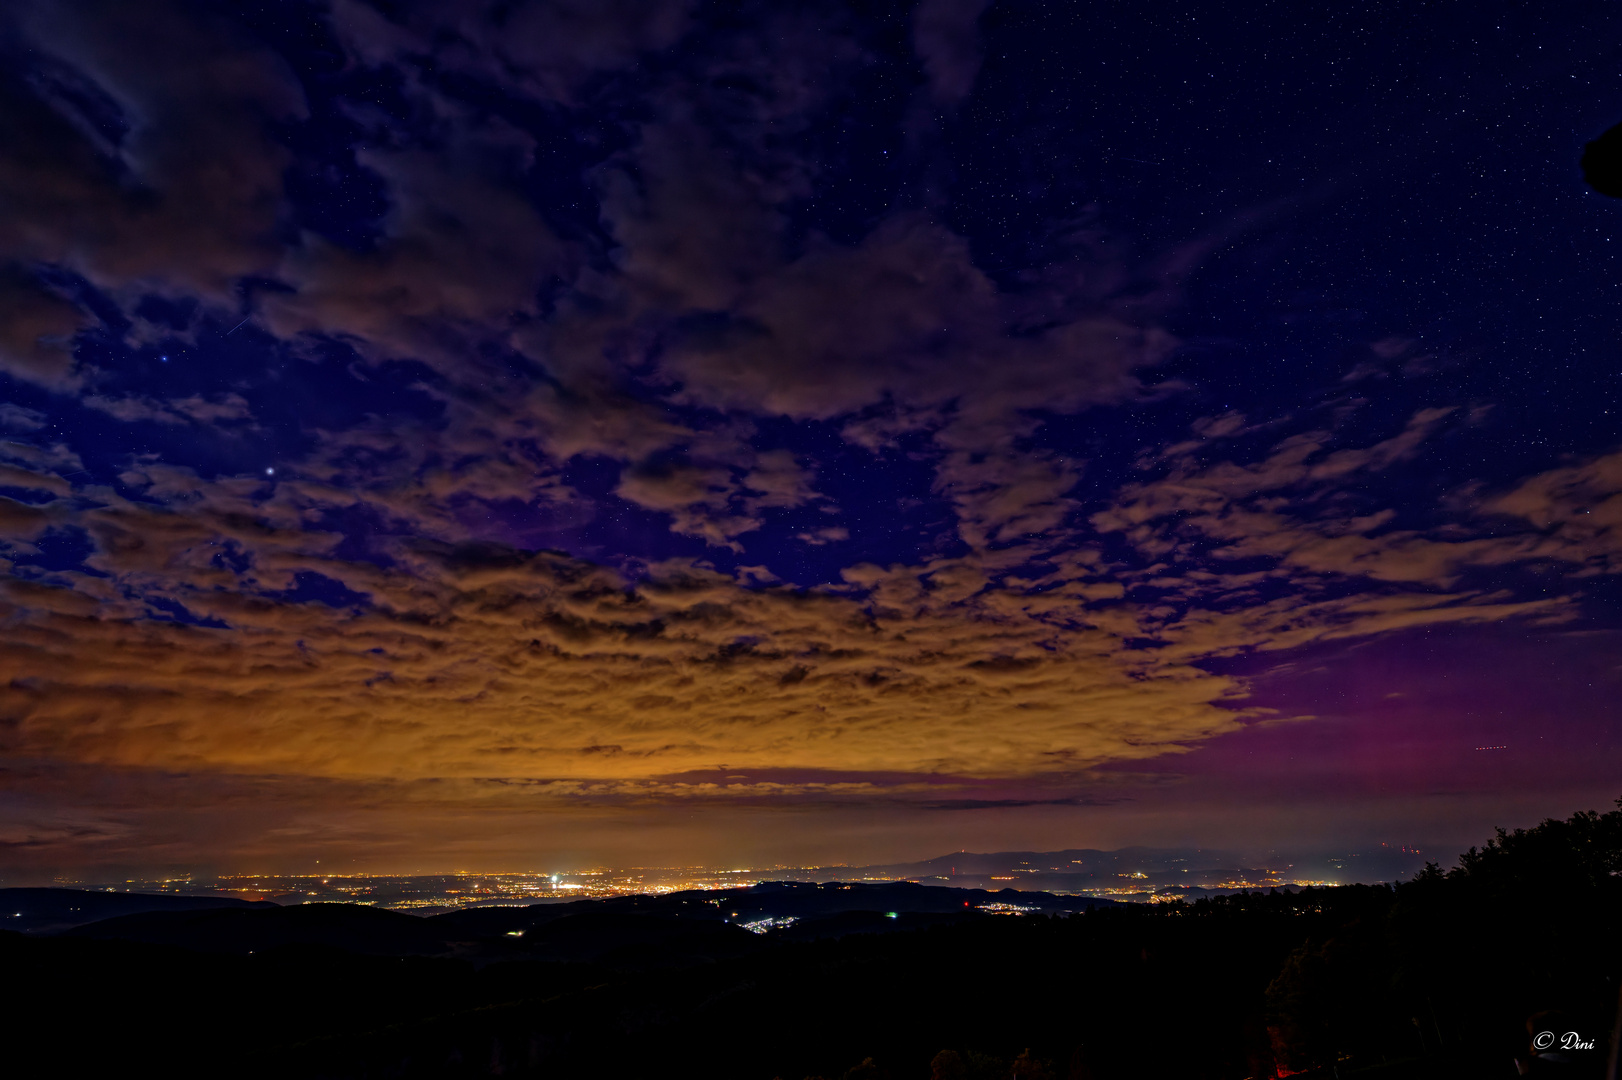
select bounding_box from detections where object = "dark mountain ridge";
[63,899,450,956]
[0,886,276,934]
[14,879,1117,965]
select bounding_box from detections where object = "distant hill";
[0,887,277,934]
[779,843,1431,897]
[428,880,1113,940]
[21,880,1116,965]
[63,901,450,957]
[512,911,762,966]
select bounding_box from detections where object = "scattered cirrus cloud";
[84,392,256,426]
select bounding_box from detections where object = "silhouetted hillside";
[428,880,1112,942]
[0,887,276,934]
[36,880,1110,967]
[3,799,1616,1080]
[514,911,762,966]
[63,900,448,956]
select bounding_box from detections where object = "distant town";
[45,843,1432,913]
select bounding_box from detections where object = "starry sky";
[1,0,1619,880]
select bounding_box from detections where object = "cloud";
[652,214,1166,429]
[0,536,1259,787]
[913,0,993,105]
[1094,407,1477,579]
[1095,407,1622,592]
[0,0,304,299]
[1480,448,1622,574]
[263,136,568,370]
[603,188,1168,545]
[83,392,255,426]
[0,270,90,390]
[0,403,48,432]
[330,0,695,104]
[0,439,83,474]
[935,450,1080,549]
[0,0,306,399]
[476,42,1177,546]
[3,437,1590,816]
[797,526,849,546]
[615,460,764,548]
[0,803,129,850]
[921,796,1112,811]
[615,448,822,549]
[0,3,1169,562]
[0,464,73,497]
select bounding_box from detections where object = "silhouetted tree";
[844,1057,888,1080]
[961,1050,1010,1080]
[1267,941,1336,1074]
[1010,1048,1054,1080]
[930,1050,966,1080]
[1449,800,1622,894]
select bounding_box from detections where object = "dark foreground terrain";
[3,801,1618,1080]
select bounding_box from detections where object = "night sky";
[1,0,1618,879]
